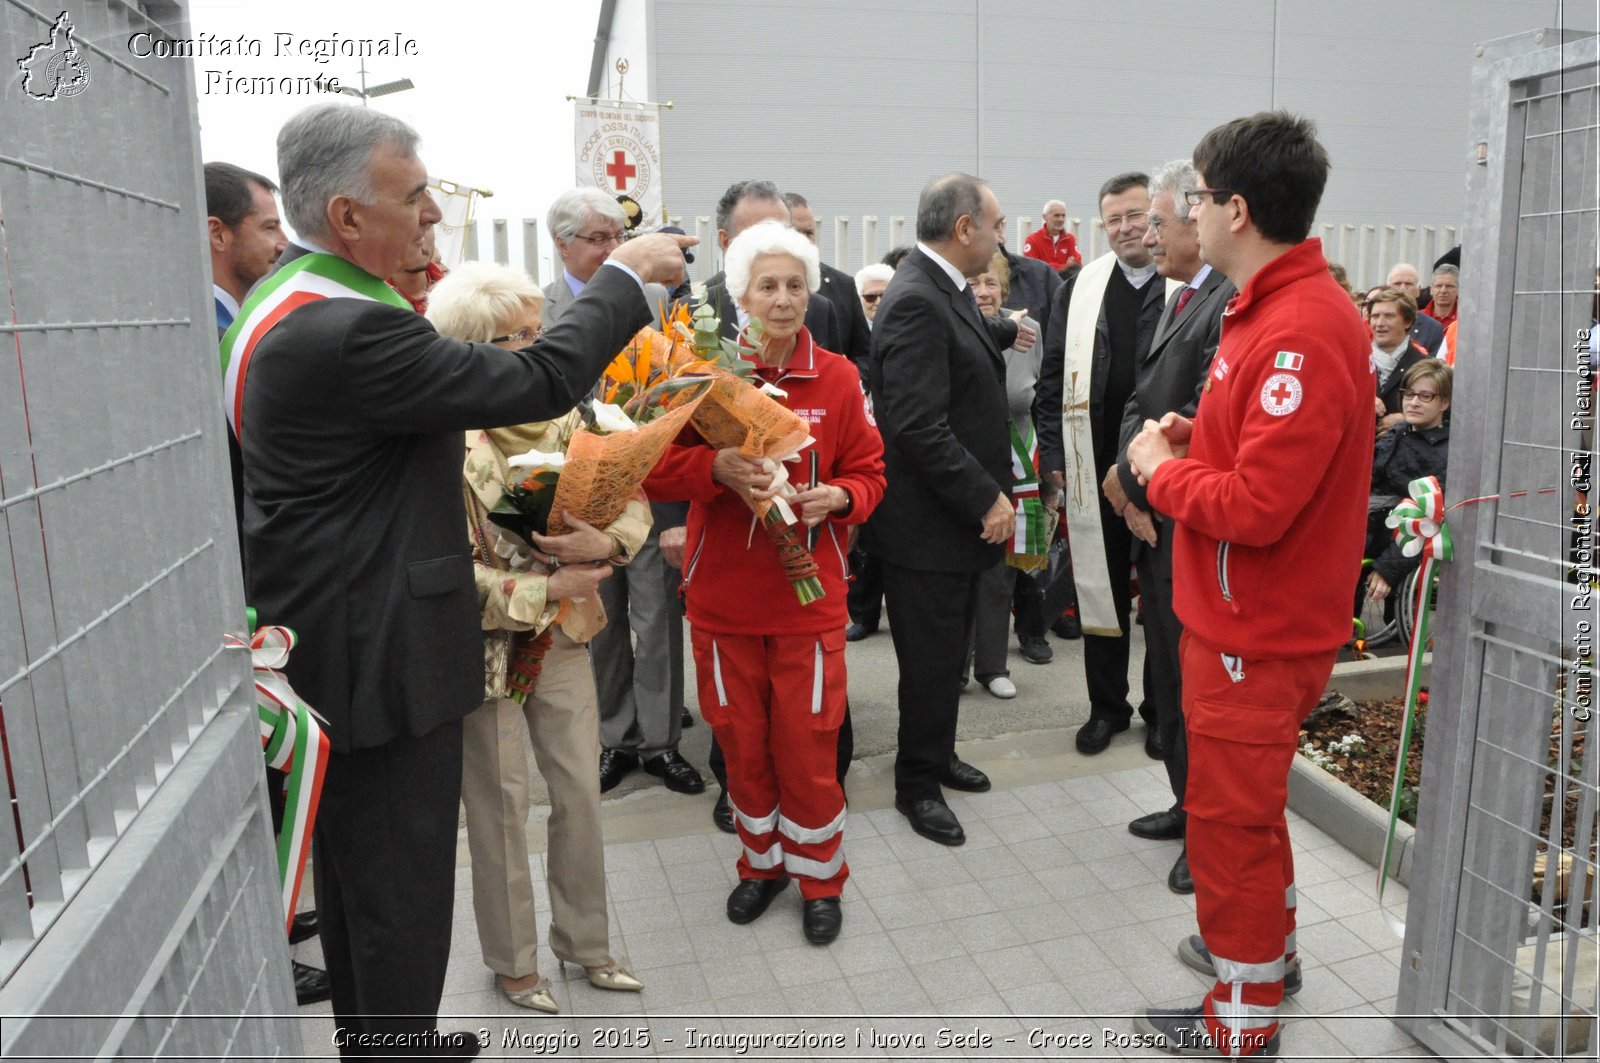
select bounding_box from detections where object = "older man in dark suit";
[867,172,1031,846]
[783,191,873,366]
[236,103,690,1057]
[701,180,841,350]
[1105,160,1236,896]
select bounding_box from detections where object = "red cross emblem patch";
[1259,372,1302,416]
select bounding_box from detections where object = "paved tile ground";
[291,758,1428,1060]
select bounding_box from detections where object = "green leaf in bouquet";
[487,468,560,541]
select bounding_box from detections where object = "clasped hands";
[712,449,848,527]
[483,512,614,601]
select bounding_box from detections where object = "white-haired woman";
[646,220,885,945]
[428,262,649,1012]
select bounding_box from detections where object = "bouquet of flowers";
[662,304,825,605]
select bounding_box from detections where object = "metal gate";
[0,0,300,1057]
[1397,27,1600,1061]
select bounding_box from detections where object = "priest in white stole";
[1035,173,1176,756]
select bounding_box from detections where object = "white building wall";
[632,0,1594,276]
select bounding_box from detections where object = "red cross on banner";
[606,150,637,191]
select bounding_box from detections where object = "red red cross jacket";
[1147,239,1374,658]
[645,328,886,635]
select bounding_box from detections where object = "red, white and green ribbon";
[1376,475,1453,934]
[226,618,331,937]
[219,252,410,439]
[1007,418,1050,571]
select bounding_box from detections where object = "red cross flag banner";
[574,99,664,227]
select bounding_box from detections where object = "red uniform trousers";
[1181,632,1336,1057]
[690,627,850,900]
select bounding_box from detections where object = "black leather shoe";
[1128,808,1186,840]
[293,960,331,1005]
[845,621,877,642]
[642,750,707,794]
[1144,724,1166,760]
[1019,636,1054,664]
[712,790,736,834]
[599,748,638,792]
[726,877,789,924]
[895,795,966,846]
[680,707,695,729]
[1051,613,1082,639]
[1075,717,1127,755]
[289,910,319,945]
[803,897,842,944]
[1168,848,1194,894]
[938,755,991,793]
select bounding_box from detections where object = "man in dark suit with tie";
[238,103,691,1057]
[782,192,873,366]
[867,172,1026,846]
[701,180,841,351]
[1105,160,1236,896]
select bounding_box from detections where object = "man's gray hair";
[1431,262,1460,279]
[715,179,785,237]
[1041,199,1066,215]
[546,187,626,241]
[724,219,820,302]
[277,103,421,241]
[1148,159,1200,221]
[855,262,895,289]
[917,173,987,243]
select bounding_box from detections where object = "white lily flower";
[507,448,567,470]
[758,382,788,399]
[590,401,638,433]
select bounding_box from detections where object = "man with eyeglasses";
[1106,159,1237,899]
[1036,172,1169,759]
[542,187,709,801]
[1125,111,1372,1060]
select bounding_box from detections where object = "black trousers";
[846,543,883,627]
[881,561,981,802]
[314,722,463,1060]
[1083,496,1151,725]
[1138,533,1187,807]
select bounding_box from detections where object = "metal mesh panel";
[0,0,298,1053]
[1399,28,1599,1061]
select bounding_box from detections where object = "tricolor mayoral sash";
[220,252,410,438]
[1058,252,1177,637]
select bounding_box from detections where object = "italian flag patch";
[1274,351,1304,372]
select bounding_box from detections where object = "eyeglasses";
[862,292,884,304]
[1183,188,1239,207]
[1146,214,1189,234]
[1101,210,1149,231]
[491,326,541,345]
[569,231,624,247]
[1399,389,1442,403]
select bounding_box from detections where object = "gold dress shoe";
[499,974,558,1014]
[584,961,644,993]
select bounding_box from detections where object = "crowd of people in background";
[203,101,1459,1059]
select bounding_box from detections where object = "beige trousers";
[461,632,610,977]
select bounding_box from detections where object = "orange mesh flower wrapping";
[545,325,714,537]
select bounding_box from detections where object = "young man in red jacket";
[1127,112,1373,1058]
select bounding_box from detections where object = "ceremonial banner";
[574,99,664,226]
[428,177,489,267]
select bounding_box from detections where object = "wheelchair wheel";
[1395,567,1437,649]
[1355,560,1401,649]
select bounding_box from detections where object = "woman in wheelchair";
[1364,359,1452,605]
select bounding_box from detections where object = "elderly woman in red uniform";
[647,219,884,945]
